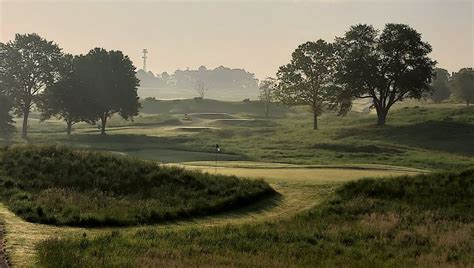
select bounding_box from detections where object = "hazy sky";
[1,0,473,79]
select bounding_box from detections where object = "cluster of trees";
[0,33,140,138]
[1,26,471,139]
[261,23,473,129]
[136,65,259,92]
[430,67,474,106]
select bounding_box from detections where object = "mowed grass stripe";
[0,183,332,267]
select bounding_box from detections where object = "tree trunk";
[264,103,269,119]
[66,121,72,135]
[100,113,107,135]
[21,109,29,139]
[313,113,318,130]
[377,109,388,126]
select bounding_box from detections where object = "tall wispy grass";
[37,169,474,267]
[0,145,275,226]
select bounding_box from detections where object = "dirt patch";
[0,225,9,268]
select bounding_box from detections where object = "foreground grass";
[0,163,417,266]
[36,169,474,267]
[1,181,337,266]
[0,145,274,227]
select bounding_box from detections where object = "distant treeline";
[429,68,474,105]
[137,65,259,90]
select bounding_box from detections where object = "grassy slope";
[0,181,337,266]
[179,104,474,170]
[140,98,290,117]
[0,145,274,227]
[3,102,473,170]
[36,170,474,267]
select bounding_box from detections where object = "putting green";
[178,161,426,184]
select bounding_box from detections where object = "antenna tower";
[142,49,148,71]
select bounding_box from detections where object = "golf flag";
[216,144,220,152]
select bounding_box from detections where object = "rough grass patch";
[0,145,275,227]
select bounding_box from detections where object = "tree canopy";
[334,23,436,125]
[38,54,97,135]
[451,68,474,106]
[429,68,451,103]
[276,39,339,129]
[74,48,140,135]
[0,33,65,138]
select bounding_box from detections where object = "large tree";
[259,77,277,119]
[276,39,338,130]
[451,68,474,106]
[335,24,436,125]
[75,48,140,135]
[429,68,451,103]
[37,55,97,135]
[0,33,64,138]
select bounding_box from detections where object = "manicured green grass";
[36,169,474,267]
[0,145,274,227]
[2,101,472,171]
[140,98,290,118]
[182,106,474,170]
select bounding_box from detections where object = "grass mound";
[140,98,290,117]
[209,119,253,126]
[210,119,280,128]
[188,113,235,120]
[334,169,474,221]
[36,170,474,267]
[0,145,274,227]
[134,118,184,127]
[239,119,280,127]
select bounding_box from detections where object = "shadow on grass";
[59,134,248,163]
[336,120,474,155]
[66,133,190,145]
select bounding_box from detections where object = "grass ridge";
[0,145,275,227]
